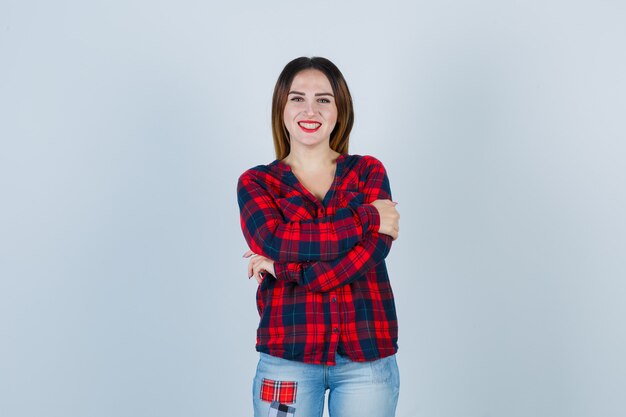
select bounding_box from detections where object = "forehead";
[289,69,332,91]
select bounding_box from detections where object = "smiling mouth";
[298,121,322,132]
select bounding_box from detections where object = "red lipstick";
[298,120,322,133]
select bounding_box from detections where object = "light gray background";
[1,1,625,416]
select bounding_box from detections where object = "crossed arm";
[237,172,382,263]
[240,157,399,292]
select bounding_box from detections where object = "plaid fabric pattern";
[261,378,298,404]
[268,401,296,417]
[239,158,380,263]
[238,155,399,365]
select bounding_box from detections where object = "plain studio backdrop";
[1,1,625,416]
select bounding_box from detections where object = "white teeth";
[299,122,321,129]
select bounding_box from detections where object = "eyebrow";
[288,90,334,97]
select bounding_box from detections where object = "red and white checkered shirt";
[237,154,398,365]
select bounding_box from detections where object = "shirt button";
[333,328,339,333]
[331,297,337,303]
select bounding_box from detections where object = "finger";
[250,262,260,279]
[249,258,263,277]
[251,265,259,282]
[254,267,265,284]
[251,262,262,280]
[243,250,256,258]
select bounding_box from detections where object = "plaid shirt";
[237,154,398,365]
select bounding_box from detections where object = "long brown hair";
[272,57,354,160]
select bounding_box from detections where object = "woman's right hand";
[243,250,275,284]
[371,199,400,240]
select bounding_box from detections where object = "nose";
[304,100,317,115]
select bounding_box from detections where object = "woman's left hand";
[243,250,276,284]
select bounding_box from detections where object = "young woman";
[237,56,400,417]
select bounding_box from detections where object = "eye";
[290,96,304,102]
[317,98,331,103]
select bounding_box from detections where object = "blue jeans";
[252,352,400,417]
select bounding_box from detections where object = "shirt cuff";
[358,203,381,234]
[273,262,300,282]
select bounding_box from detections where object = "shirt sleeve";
[273,231,392,293]
[271,156,395,292]
[237,171,381,263]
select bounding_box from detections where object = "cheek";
[283,112,297,135]
[326,110,338,126]
[283,120,294,136]
[283,105,299,121]
[282,112,293,130]
[328,105,338,122]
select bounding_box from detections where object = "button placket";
[329,290,340,342]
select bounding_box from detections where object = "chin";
[296,137,327,147]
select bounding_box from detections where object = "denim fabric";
[253,352,400,417]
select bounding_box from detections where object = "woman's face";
[283,69,338,150]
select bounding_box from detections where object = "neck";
[284,144,340,171]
